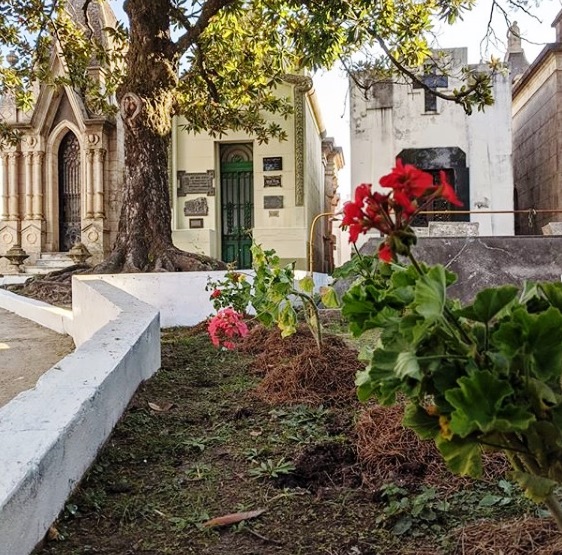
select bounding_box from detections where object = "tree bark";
[97,0,226,273]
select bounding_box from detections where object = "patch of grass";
[35,327,558,555]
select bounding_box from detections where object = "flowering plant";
[206,270,252,314]
[340,160,562,528]
[207,307,249,350]
[341,159,461,262]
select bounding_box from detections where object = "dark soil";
[35,325,562,555]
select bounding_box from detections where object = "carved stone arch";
[45,121,85,251]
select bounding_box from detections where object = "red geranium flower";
[211,289,222,299]
[378,242,394,263]
[379,159,434,197]
[438,171,463,207]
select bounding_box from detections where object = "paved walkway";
[0,308,74,408]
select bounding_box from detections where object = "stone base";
[0,219,21,255]
[428,222,479,237]
[21,220,45,259]
[82,219,105,264]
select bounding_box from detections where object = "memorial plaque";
[189,218,204,229]
[184,197,209,216]
[269,210,280,218]
[263,157,283,171]
[264,175,282,187]
[177,170,215,196]
[264,195,283,209]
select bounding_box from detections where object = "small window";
[424,90,437,113]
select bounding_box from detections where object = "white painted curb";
[0,279,160,555]
[0,289,73,335]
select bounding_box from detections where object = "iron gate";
[58,132,81,251]
[220,150,254,269]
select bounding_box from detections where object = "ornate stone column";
[1,153,8,220]
[8,152,19,219]
[86,149,94,218]
[32,151,44,220]
[0,151,21,258]
[282,75,313,207]
[93,148,105,218]
[21,150,45,257]
[24,152,33,220]
[82,145,105,261]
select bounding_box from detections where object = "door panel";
[220,144,253,269]
[58,132,81,251]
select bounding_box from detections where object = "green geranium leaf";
[415,265,446,320]
[492,321,524,359]
[298,275,314,294]
[540,282,562,311]
[528,307,562,380]
[320,286,339,308]
[395,352,421,380]
[446,370,530,437]
[403,402,440,440]
[510,471,557,503]
[458,285,518,324]
[356,367,377,402]
[356,348,403,405]
[435,435,482,477]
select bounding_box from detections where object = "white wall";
[0,279,160,555]
[350,48,514,236]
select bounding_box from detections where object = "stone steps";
[25,252,75,274]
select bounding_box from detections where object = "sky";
[313,0,562,200]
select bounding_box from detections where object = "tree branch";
[195,45,220,102]
[82,0,96,39]
[371,33,488,105]
[175,0,238,56]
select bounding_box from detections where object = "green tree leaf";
[540,282,562,312]
[320,287,339,308]
[298,276,314,294]
[395,352,422,380]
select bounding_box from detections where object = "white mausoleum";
[350,47,514,239]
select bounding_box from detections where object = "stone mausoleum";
[0,0,343,273]
[0,0,122,272]
[350,47,514,240]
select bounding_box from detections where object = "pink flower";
[211,289,222,299]
[207,308,249,350]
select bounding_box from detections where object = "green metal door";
[220,145,254,269]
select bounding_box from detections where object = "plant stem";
[545,494,562,531]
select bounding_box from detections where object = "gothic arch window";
[58,131,81,251]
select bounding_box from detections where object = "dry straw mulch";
[355,403,510,490]
[450,515,562,555]
[240,323,363,406]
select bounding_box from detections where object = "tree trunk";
[96,0,225,273]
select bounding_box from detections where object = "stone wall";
[359,236,562,302]
[512,52,561,234]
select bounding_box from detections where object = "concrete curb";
[0,279,160,555]
[0,289,73,335]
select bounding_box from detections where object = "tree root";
[4,264,91,307]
